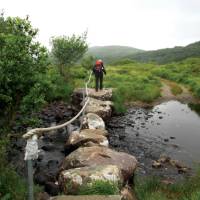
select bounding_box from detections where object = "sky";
[1,0,200,50]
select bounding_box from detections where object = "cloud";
[1,0,200,50]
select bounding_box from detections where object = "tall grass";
[135,168,200,200]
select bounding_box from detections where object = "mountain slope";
[86,45,144,64]
[126,41,200,64]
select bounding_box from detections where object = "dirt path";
[129,79,199,108]
[158,79,198,103]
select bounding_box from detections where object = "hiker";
[92,59,106,92]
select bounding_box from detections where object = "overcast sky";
[1,0,200,50]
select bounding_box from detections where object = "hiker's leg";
[100,75,103,90]
[95,76,99,92]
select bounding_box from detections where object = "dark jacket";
[92,64,106,76]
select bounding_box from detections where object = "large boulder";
[58,165,122,195]
[60,146,138,182]
[65,130,109,153]
[80,128,108,137]
[82,113,105,130]
[72,88,113,105]
[84,98,113,120]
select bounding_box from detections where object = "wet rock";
[59,165,122,195]
[41,143,56,151]
[82,113,105,130]
[61,146,138,182]
[158,154,170,163]
[34,171,55,185]
[45,182,60,196]
[152,160,163,168]
[164,138,169,142]
[36,192,50,200]
[65,129,109,152]
[121,185,137,200]
[178,167,189,174]
[161,179,175,185]
[83,97,113,120]
[72,88,113,105]
[39,101,74,124]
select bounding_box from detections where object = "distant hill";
[86,45,144,64]
[125,41,200,64]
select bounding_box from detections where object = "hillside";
[86,45,144,64]
[125,41,200,64]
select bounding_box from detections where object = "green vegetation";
[0,137,42,199]
[73,62,161,113]
[126,41,200,64]
[135,169,200,200]
[78,180,119,195]
[152,58,200,98]
[86,45,143,64]
[0,15,86,199]
[51,33,88,80]
[1,12,200,200]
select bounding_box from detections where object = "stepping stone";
[72,88,113,105]
[65,129,109,152]
[59,165,122,195]
[84,98,113,120]
[82,113,105,130]
[61,146,138,182]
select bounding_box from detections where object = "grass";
[135,168,200,200]
[0,135,42,200]
[70,58,200,114]
[152,58,200,98]
[72,63,161,113]
[77,180,120,195]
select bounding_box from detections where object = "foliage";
[0,136,42,200]
[152,58,200,97]
[0,15,48,123]
[81,55,95,71]
[78,180,119,195]
[51,33,88,78]
[86,45,143,64]
[135,169,200,200]
[111,58,137,66]
[127,41,200,64]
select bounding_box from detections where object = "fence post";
[27,159,34,200]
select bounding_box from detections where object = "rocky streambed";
[9,89,138,199]
[108,100,200,181]
[9,91,200,198]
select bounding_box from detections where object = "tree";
[0,15,48,122]
[81,55,95,71]
[51,33,88,79]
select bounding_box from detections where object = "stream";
[108,100,200,179]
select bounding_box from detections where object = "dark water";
[149,101,200,163]
[108,100,200,177]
